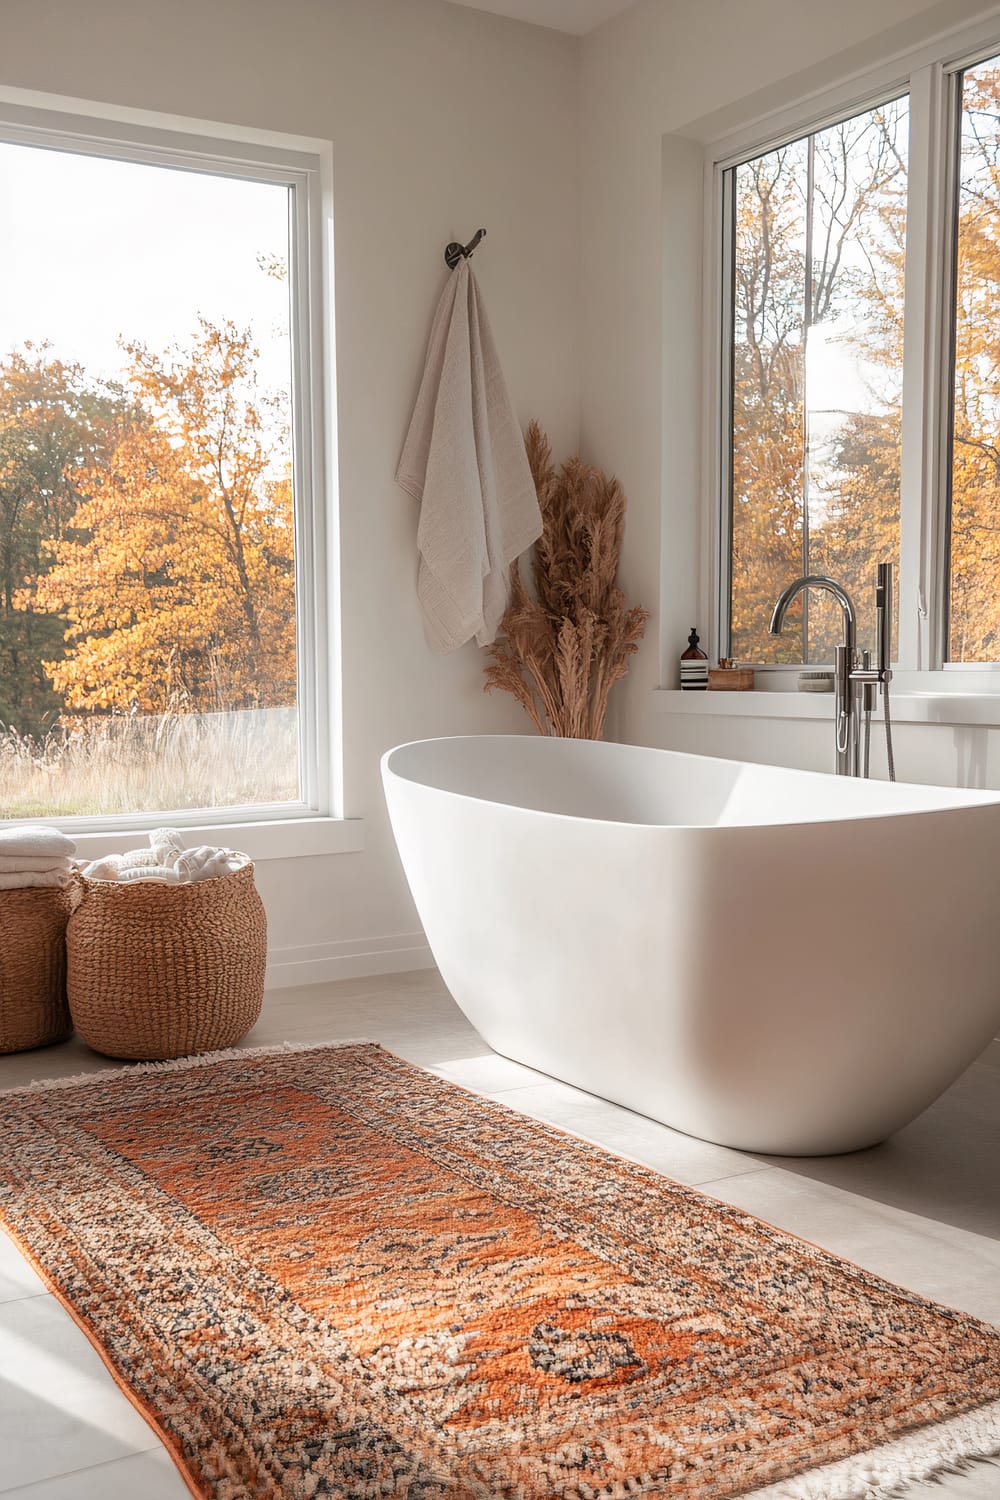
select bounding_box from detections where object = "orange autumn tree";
[729,146,808,663]
[23,320,295,715]
[0,349,126,734]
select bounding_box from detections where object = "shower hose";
[863,682,896,782]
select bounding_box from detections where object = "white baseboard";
[264,931,435,989]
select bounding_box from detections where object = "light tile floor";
[1,971,998,1498]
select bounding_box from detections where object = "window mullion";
[802,133,815,664]
[288,172,326,819]
[898,63,952,672]
[714,163,736,663]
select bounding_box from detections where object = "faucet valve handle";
[861,651,877,713]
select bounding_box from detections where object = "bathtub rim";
[381,734,1000,833]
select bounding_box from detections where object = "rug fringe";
[746,1395,1000,1499]
[0,1038,382,1097]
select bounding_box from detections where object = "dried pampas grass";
[485,422,649,739]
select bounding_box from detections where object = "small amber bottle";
[680,627,709,690]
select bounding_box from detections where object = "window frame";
[704,16,1000,693]
[0,92,344,844]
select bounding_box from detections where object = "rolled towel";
[0,869,72,890]
[117,847,165,870]
[174,845,235,883]
[0,825,76,858]
[149,827,185,858]
[117,865,180,883]
[78,830,186,882]
[81,856,123,881]
[172,844,206,876]
[0,854,73,874]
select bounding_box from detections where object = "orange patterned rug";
[2,1042,999,1499]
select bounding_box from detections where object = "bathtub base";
[448,1005,949,1157]
[486,1039,893,1157]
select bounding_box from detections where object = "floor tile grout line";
[0,1289,50,1307]
[0,1443,167,1499]
[680,1165,783,1189]
[482,1085,551,1097]
[0,1444,169,1500]
[0,1293,166,1494]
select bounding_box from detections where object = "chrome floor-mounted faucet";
[769,565,894,778]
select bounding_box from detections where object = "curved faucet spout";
[765,566,891,779]
[769,574,857,637]
[768,571,860,777]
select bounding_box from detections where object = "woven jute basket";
[66,859,266,1061]
[0,881,79,1054]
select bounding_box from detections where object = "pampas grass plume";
[484,422,649,739]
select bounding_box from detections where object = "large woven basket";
[0,882,78,1054]
[66,859,266,1060]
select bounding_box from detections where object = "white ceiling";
[445,0,638,36]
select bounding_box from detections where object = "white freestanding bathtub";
[382,735,1000,1155]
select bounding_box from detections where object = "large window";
[727,100,907,664]
[0,108,327,822]
[717,35,1000,682]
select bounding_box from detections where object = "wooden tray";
[708,667,755,691]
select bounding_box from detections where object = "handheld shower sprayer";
[865,563,895,781]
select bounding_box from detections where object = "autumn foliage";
[2,321,294,736]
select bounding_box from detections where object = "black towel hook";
[444,228,486,269]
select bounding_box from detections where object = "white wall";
[0,0,581,982]
[641,707,1000,790]
[581,0,1000,784]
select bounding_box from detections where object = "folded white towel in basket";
[117,865,181,884]
[0,870,72,890]
[0,855,73,874]
[115,847,171,871]
[175,846,237,883]
[0,825,76,859]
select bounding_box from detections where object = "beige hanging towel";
[396,259,541,652]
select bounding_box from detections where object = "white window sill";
[59,817,364,864]
[652,689,1000,728]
